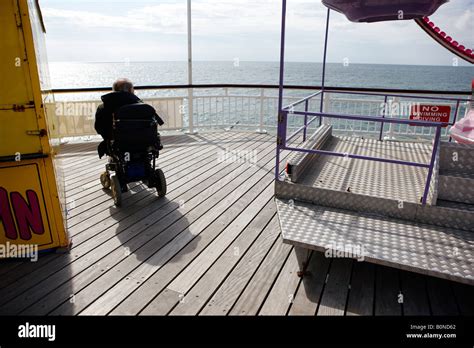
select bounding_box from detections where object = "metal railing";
[275,89,470,205]
[50,84,469,140]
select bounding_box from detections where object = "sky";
[40,0,473,66]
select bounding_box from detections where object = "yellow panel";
[24,0,67,214]
[0,0,43,157]
[0,0,35,106]
[0,161,55,251]
[0,108,43,157]
[0,0,69,255]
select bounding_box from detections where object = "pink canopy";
[322,0,449,23]
[450,80,474,145]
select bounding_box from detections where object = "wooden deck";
[0,131,472,316]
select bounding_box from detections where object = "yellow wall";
[0,0,69,254]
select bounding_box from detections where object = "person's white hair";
[112,78,134,93]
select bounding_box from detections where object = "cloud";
[42,0,343,35]
[41,0,474,65]
[454,9,473,41]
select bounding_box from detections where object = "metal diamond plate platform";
[438,171,474,204]
[286,125,332,183]
[440,142,474,173]
[300,136,432,204]
[275,198,474,285]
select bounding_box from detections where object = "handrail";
[325,89,471,102]
[287,110,449,127]
[283,146,430,168]
[278,106,445,205]
[51,84,471,96]
[283,91,322,110]
[286,116,320,142]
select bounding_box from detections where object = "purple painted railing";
[275,0,469,205]
[275,90,448,205]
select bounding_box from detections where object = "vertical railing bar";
[379,95,388,141]
[276,0,287,180]
[319,8,330,126]
[258,88,265,133]
[449,100,460,142]
[303,99,309,142]
[422,125,442,205]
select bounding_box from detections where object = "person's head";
[112,78,134,94]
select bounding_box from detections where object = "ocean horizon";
[50,61,473,92]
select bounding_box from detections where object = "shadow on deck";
[0,132,472,316]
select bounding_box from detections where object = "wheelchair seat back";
[112,103,161,153]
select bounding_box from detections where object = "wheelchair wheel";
[100,171,111,189]
[110,175,122,206]
[154,168,167,197]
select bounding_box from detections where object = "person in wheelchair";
[94,78,166,206]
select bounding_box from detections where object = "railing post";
[303,99,308,141]
[256,88,267,134]
[322,92,330,125]
[422,125,441,205]
[319,8,330,127]
[448,100,460,142]
[384,96,397,141]
[224,88,229,126]
[276,0,287,181]
[322,92,330,113]
[185,0,197,134]
[186,92,197,134]
[379,95,388,141]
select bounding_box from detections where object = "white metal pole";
[257,88,267,134]
[186,0,196,134]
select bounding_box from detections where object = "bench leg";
[295,246,312,278]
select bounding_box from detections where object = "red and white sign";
[410,105,451,127]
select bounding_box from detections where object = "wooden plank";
[68,136,269,247]
[426,277,459,315]
[317,259,353,316]
[61,137,194,183]
[18,136,276,315]
[346,261,375,316]
[228,232,293,315]
[400,271,430,316]
[82,143,282,315]
[63,133,233,198]
[167,191,276,295]
[2,131,468,317]
[258,246,302,315]
[199,218,280,315]
[374,266,402,316]
[65,133,233,225]
[288,251,330,316]
[0,133,268,311]
[0,133,253,290]
[87,183,276,316]
[66,164,278,316]
[0,261,25,276]
[112,204,278,316]
[63,143,198,197]
[62,133,235,203]
[167,201,276,316]
[67,135,252,239]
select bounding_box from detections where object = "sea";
[50,61,473,93]
[49,61,473,134]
